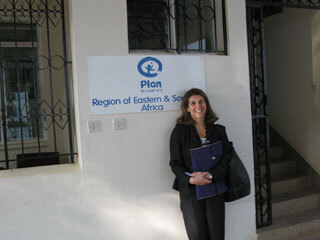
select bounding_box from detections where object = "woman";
[169,88,233,240]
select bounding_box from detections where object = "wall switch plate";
[88,120,101,133]
[113,118,126,130]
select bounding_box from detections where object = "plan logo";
[137,56,162,78]
[137,56,163,91]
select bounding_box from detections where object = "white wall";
[265,8,320,174]
[0,1,256,239]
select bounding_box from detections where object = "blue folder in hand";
[190,141,227,200]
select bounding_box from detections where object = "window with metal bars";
[0,0,76,170]
[0,23,41,141]
[127,0,228,54]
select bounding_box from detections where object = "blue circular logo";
[137,57,162,78]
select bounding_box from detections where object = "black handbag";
[225,148,251,202]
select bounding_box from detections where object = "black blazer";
[169,123,233,195]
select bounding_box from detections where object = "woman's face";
[187,95,207,122]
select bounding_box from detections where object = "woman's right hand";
[189,172,212,186]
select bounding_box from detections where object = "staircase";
[257,129,320,240]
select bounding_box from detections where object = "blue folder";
[190,141,227,200]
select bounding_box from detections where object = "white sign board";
[88,55,205,114]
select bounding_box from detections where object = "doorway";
[246,0,320,229]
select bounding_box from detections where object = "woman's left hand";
[189,172,212,186]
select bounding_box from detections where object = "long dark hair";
[176,88,219,124]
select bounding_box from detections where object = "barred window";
[0,23,40,141]
[0,0,76,170]
[127,0,228,54]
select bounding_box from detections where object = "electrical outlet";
[88,120,101,133]
[113,118,126,130]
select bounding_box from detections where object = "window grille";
[0,0,76,170]
[127,0,228,54]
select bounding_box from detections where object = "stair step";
[272,190,320,218]
[257,208,320,240]
[270,146,283,160]
[271,174,310,195]
[261,159,296,178]
[294,232,320,240]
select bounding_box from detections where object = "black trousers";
[179,193,225,240]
